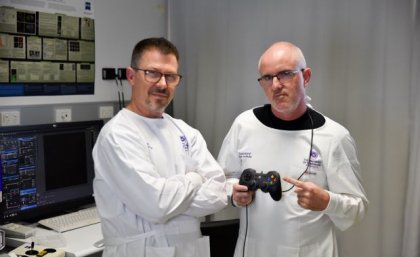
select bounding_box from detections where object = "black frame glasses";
[132,67,182,86]
[257,69,305,87]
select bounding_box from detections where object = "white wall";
[91,0,167,103]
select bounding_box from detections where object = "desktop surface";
[5,223,103,257]
[5,218,240,257]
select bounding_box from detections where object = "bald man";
[217,42,368,257]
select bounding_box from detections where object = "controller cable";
[282,110,314,193]
[242,205,248,257]
[241,109,314,257]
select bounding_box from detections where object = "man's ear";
[302,68,312,87]
[126,67,136,86]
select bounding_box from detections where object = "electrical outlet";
[117,68,127,80]
[99,106,114,119]
[102,68,116,80]
[55,109,72,122]
[1,111,20,126]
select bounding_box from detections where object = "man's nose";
[155,75,168,88]
[271,76,284,89]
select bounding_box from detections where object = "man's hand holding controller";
[232,183,255,207]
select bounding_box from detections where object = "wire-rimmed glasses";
[258,69,304,87]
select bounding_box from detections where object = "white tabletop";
[5,223,103,257]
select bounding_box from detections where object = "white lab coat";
[93,109,227,257]
[217,108,368,257]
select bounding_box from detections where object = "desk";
[5,223,103,257]
[5,219,239,257]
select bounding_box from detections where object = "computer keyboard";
[38,206,101,233]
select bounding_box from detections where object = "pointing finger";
[283,176,305,188]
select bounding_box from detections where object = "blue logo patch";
[180,136,189,151]
[304,149,322,168]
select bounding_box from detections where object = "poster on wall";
[0,0,95,97]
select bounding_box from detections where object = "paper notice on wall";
[1,0,94,18]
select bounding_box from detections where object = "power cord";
[115,77,125,110]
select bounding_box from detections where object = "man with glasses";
[218,41,368,257]
[92,37,227,257]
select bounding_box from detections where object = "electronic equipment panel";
[0,120,103,224]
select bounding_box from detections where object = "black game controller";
[239,168,282,201]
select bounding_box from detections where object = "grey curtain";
[169,0,418,256]
[401,1,420,256]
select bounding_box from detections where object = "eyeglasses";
[257,69,304,87]
[132,67,182,86]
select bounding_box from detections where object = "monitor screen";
[0,120,103,224]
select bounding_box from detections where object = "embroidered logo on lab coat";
[303,149,322,170]
[239,152,252,159]
[180,135,189,152]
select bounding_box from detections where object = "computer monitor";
[0,120,103,224]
